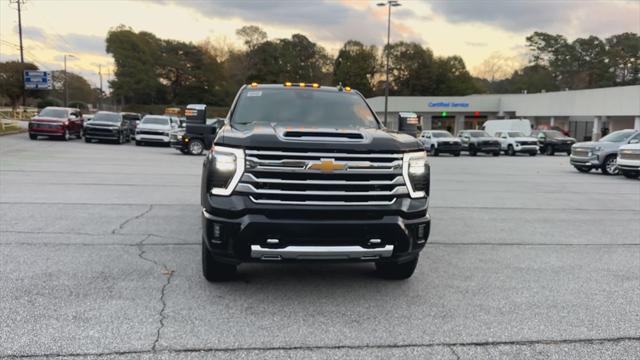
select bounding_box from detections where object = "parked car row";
[418,129,575,157]
[28,107,182,147]
[570,129,640,177]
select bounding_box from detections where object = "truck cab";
[200,83,431,281]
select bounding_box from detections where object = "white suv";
[494,131,538,156]
[135,115,176,146]
[617,141,640,179]
[418,130,462,156]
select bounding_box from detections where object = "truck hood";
[435,137,461,142]
[137,124,170,131]
[574,141,620,150]
[512,137,537,142]
[30,117,66,123]
[216,123,423,153]
[470,137,499,142]
[85,121,119,128]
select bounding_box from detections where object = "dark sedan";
[532,130,576,155]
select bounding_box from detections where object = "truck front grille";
[239,150,406,205]
[619,151,640,160]
[572,148,590,157]
[85,127,116,136]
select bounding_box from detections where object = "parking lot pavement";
[1,134,639,359]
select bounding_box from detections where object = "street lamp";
[377,0,401,127]
[64,54,77,107]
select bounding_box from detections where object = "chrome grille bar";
[237,183,408,196]
[242,173,404,185]
[249,196,397,206]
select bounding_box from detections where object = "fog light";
[213,224,221,239]
[417,224,425,241]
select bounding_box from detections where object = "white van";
[483,119,532,137]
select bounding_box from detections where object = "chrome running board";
[250,245,394,261]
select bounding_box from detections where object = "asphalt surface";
[1,133,639,359]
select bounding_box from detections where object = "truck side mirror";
[630,139,639,144]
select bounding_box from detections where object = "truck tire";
[189,139,205,155]
[507,145,515,156]
[453,151,461,157]
[469,148,477,156]
[136,141,143,146]
[492,151,500,157]
[601,155,619,175]
[76,131,82,139]
[85,137,91,143]
[529,152,537,156]
[545,146,555,156]
[375,257,418,280]
[117,133,124,144]
[202,240,237,282]
[29,133,37,140]
[575,166,591,173]
[621,170,640,179]
[61,129,70,141]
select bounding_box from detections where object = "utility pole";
[64,55,68,107]
[98,65,103,110]
[377,0,401,127]
[10,0,26,108]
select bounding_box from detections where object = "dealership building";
[367,85,640,141]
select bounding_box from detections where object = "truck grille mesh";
[239,150,406,205]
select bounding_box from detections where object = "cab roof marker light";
[344,86,351,92]
[250,82,258,88]
[299,82,306,87]
[284,82,292,87]
[312,83,319,88]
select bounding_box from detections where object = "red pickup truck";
[28,107,84,141]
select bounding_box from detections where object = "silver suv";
[570,130,640,175]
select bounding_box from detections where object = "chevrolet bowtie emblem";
[308,159,346,173]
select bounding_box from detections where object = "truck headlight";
[209,146,244,196]
[403,151,429,198]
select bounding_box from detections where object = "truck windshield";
[231,88,379,129]
[600,130,636,143]
[431,131,452,138]
[93,113,121,123]
[142,117,170,126]
[38,108,68,119]
[467,131,491,138]
[544,130,564,138]
[508,132,526,137]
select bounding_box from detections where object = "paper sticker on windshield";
[247,91,262,97]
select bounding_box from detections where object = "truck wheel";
[189,139,205,155]
[453,151,461,157]
[545,146,555,156]
[117,133,124,144]
[76,131,82,139]
[601,155,619,175]
[469,149,477,156]
[29,133,37,140]
[507,145,515,156]
[621,170,640,179]
[202,240,237,282]
[566,151,571,156]
[492,151,500,157]
[135,141,143,146]
[61,129,70,141]
[575,166,591,173]
[375,257,418,280]
[529,152,537,156]
[85,137,91,143]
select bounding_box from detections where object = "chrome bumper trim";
[250,244,394,260]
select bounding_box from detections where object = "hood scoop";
[279,128,366,143]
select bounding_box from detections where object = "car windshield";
[508,132,526,137]
[142,117,170,126]
[466,131,491,138]
[431,131,453,138]
[599,130,636,143]
[544,130,564,138]
[38,108,68,118]
[231,88,379,129]
[93,112,121,123]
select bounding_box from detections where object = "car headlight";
[402,151,429,199]
[208,146,245,196]
[594,146,603,152]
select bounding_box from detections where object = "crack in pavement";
[448,345,461,360]
[2,336,639,359]
[135,234,175,352]
[112,205,154,234]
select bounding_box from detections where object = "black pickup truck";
[170,105,223,155]
[200,83,431,281]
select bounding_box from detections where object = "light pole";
[377,0,401,127]
[63,54,76,107]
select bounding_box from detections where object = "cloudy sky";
[1,0,638,88]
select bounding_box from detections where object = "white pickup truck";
[493,131,538,156]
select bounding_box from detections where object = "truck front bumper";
[202,196,431,264]
[570,155,600,168]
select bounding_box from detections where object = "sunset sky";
[1,0,639,89]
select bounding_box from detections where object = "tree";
[333,40,378,96]
[49,71,96,106]
[384,42,436,95]
[473,52,523,82]
[106,26,166,105]
[432,56,479,95]
[606,33,640,85]
[0,61,39,109]
[236,25,267,51]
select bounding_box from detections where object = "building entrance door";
[431,116,455,133]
